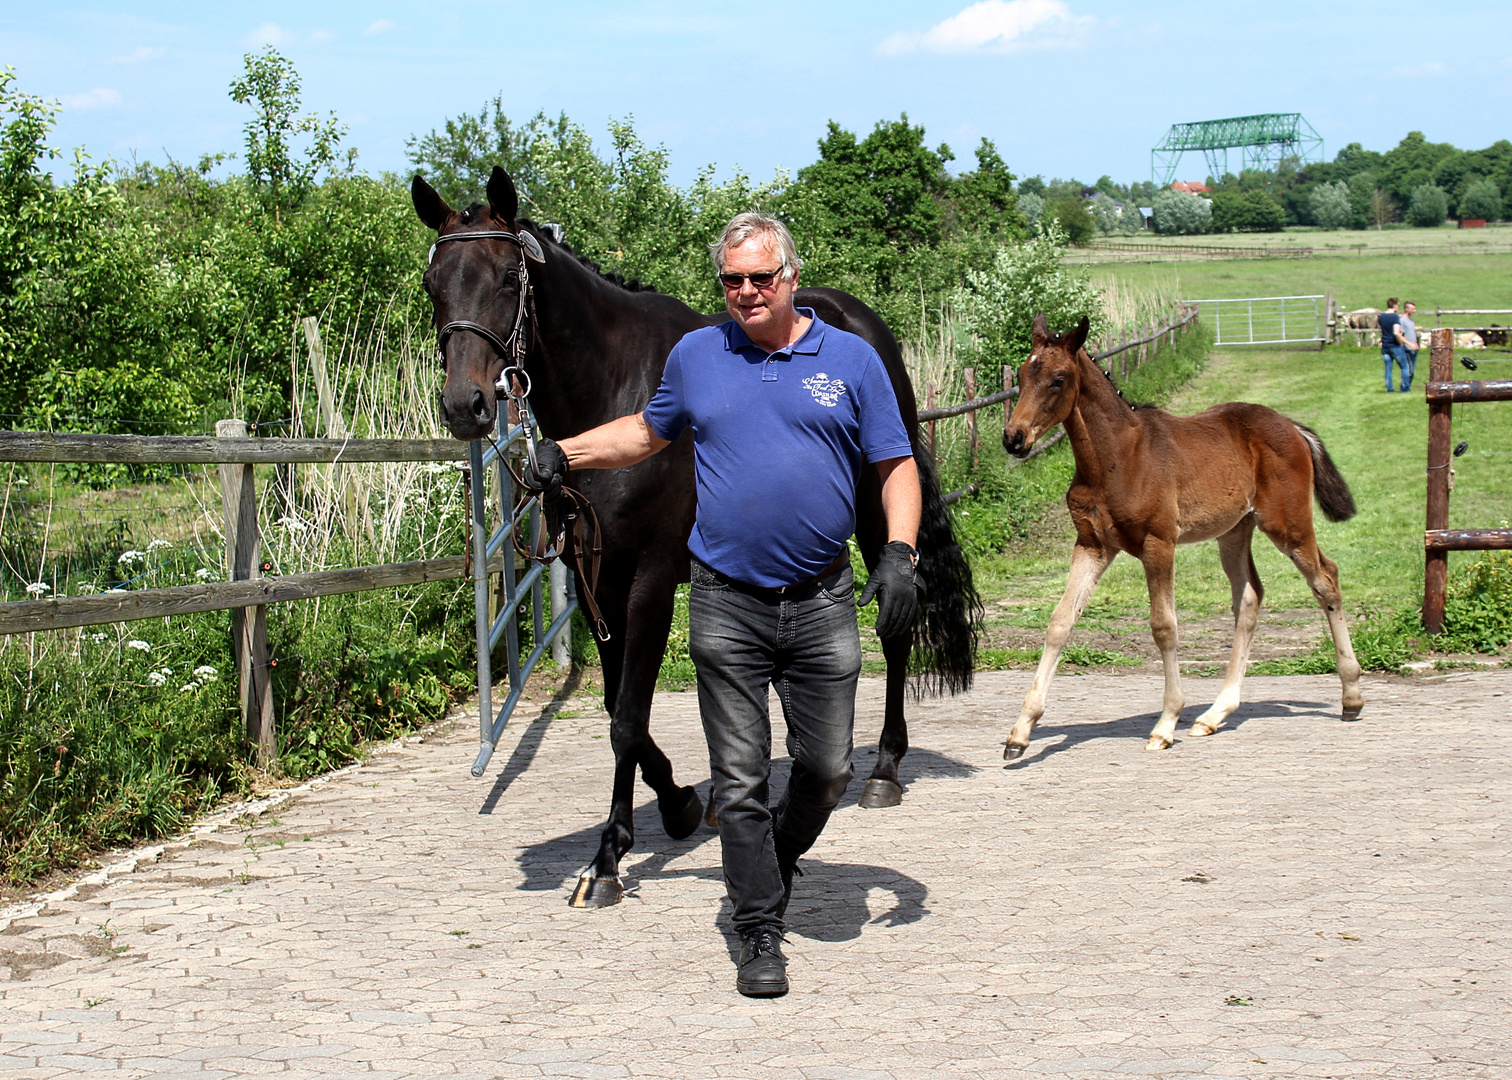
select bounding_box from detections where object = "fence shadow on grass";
[1003,696,1337,770]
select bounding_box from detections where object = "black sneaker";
[735,928,788,997]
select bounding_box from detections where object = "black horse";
[413,167,979,907]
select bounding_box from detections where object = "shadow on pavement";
[1004,696,1336,769]
[476,665,584,815]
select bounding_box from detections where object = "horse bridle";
[428,225,613,642]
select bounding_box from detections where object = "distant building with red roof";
[1170,181,1210,194]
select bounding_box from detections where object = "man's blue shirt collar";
[723,306,826,359]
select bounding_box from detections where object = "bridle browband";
[429,228,535,383]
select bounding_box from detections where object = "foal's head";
[1003,313,1091,458]
[412,167,534,440]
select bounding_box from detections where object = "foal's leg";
[1143,539,1186,751]
[1005,543,1114,759]
[1279,536,1364,721]
[858,630,911,807]
[1191,519,1264,737]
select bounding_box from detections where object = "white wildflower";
[194,568,214,581]
[89,632,108,644]
[25,582,50,597]
[179,683,198,693]
[125,639,151,652]
[147,671,167,687]
[118,550,145,568]
[146,539,172,553]
[193,665,218,680]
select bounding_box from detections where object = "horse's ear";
[1069,315,1091,353]
[1030,311,1050,347]
[487,167,519,222]
[411,175,451,231]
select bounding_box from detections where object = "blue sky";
[4,2,1510,188]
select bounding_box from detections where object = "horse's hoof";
[857,778,903,809]
[569,873,623,908]
[703,790,719,829]
[1145,736,1173,751]
[1189,722,1216,738]
[660,785,703,841]
[1004,742,1027,761]
[1341,704,1363,722]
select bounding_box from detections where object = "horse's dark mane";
[518,216,660,295]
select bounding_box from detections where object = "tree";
[1017,192,1044,228]
[1459,178,1503,221]
[952,138,1026,240]
[1211,189,1285,233]
[1407,184,1449,227]
[1369,187,1397,230]
[1151,189,1212,235]
[405,96,540,208]
[1309,181,1352,229]
[228,47,347,219]
[1347,173,1377,229]
[1087,192,1122,235]
[1043,196,1094,242]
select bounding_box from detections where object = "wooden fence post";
[218,419,275,766]
[1423,327,1453,634]
[925,382,937,464]
[964,368,978,470]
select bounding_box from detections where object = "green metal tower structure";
[1151,113,1323,187]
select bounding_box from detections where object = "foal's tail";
[910,444,983,696]
[1296,423,1358,523]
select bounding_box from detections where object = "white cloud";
[363,19,396,36]
[247,22,335,47]
[59,88,123,111]
[110,45,166,64]
[880,0,1093,56]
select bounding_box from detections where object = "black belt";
[698,550,851,600]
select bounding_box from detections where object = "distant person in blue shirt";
[1379,297,1407,392]
[521,213,920,998]
[1394,300,1420,391]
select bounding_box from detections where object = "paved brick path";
[2,669,1509,1079]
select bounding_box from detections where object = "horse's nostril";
[471,388,488,420]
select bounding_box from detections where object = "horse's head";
[412,166,539,440]
[1003,312,1090,458]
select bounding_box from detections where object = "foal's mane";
[457,203,661,294]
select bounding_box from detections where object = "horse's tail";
[1296,423,1357,523]
[910,443,983,697]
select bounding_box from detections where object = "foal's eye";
[1050,377,1066,389]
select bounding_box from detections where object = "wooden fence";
[0,426,473,765]
[1422,327,1512,633]
[915,306,1200,493]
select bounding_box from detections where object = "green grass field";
[1082,222,1512,252]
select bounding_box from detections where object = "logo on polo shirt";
[803,373,847,407]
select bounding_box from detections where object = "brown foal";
[1002,313,1364,758]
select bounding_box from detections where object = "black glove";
[521,438,569,498]
[858,541,918,639]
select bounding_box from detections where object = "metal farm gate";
[1185,295,1325,346]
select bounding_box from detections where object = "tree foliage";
[1458,178,1503,221]
[1152,188,1212,235]
[1308,181,1352,230]
[1407,183,1449,227]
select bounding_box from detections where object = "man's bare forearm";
[558,413,669,470]
[877,456,921,548]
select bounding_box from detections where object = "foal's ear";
[1030,311,1050,347]
[487,166,519,222]
[1068,315,1091,353]
[411,174,451,231]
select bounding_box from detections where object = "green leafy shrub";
[1458,178,1503,221]
[1043,196,1095,242]
[1407,183,1449,227]
[1308,181,1353,229]
[1211,190,1285,232]
[1152,189,1212,235]
[1441,552,1512,653]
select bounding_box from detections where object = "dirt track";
[2,667,1510,1078]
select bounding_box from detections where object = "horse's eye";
[1050,377,1066,389]
[503,268,520,285]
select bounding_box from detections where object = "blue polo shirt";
[643,308,913,588]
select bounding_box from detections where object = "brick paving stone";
[1,669,1509,1079]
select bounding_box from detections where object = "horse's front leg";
[1142,539,1185,751]
[571,560,703,908]
[1006,543,1114,759]
[857,631,911,807]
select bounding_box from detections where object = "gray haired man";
[521,212,920,996]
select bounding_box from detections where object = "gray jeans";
[688,557,861,934]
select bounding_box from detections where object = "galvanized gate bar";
[1186,295,1326,346]
[467,429,579,778]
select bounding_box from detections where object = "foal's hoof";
[660,785,703,841]
[1003,742,1027,761]
[569,873,623,909]
[1189,722,1217,738]
[857,778,903,809]
[1145,735,1173,752]
[1341,704,1363,722]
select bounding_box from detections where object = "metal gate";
[466,423,577,777]
[1185,295,1325,346]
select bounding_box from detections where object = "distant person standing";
[1394,300,1420,392]
[1378,298,1406,393]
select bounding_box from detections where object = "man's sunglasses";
[718,269,783,290]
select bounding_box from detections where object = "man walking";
[520,212,920,998]
[1379,298,1406,392]
[1394,300,1420,392]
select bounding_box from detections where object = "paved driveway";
[2,669,1509,1079]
